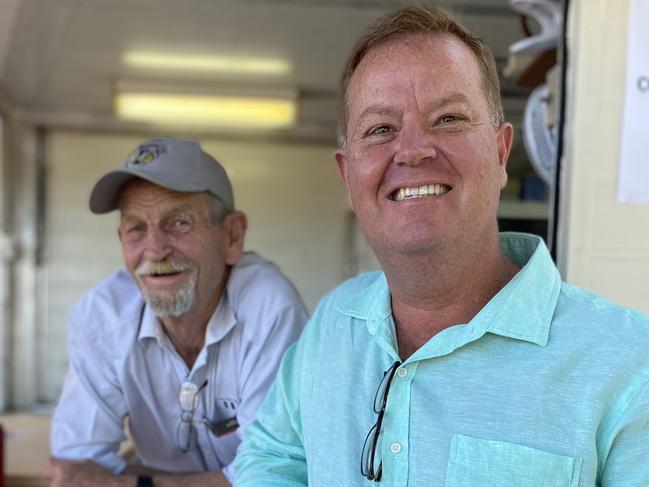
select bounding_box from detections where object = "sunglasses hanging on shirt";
[176,379,240,453]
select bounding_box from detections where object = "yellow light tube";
[115,92,297,129]
[123,52,291,76]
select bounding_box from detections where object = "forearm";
[47,459,230,487]
[122,466,230,487]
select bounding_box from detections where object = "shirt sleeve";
[50,304,129,474]
[600,377,649,486]
[224,299,308,481]
[234,336,309,487]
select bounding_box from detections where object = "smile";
[136,260,195,280]
[141,271,186,286]
[149,269,183,277]
[391,184,451,202]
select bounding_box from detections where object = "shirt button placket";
[382,362,416,485]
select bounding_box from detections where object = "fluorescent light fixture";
[123,51,291,76]
[114,83,297,129]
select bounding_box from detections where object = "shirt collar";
[474,232,561,347]
[137,289,238,350]
[337,232,560,348]
[204,291,237,346]
[138,304,167,344]
[337,272,393,336]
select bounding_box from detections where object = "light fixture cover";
[123,51,291,76]
[113,81,297,130]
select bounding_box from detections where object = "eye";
[121,223,146,242]
[439,114,460,124]
[433,113,471,132]
[126,223,144,233]
[170,218,192,234]
[367,124,394,137]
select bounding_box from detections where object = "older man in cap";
[48,137,308,487]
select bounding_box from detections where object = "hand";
[45,457,130,487]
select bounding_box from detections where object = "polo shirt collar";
[204,290,237,346]
[138,304,167,345]
[137,290,237,351]
[337,232,560,349]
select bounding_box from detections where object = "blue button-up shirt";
[51,252,308,481]
[235,233,649,486]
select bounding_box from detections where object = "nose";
[394,119,437,166]
[142,226,173,261]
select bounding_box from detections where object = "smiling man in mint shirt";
[234,6,649,486]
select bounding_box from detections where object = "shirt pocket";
[445,434,582,487]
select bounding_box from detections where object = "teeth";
[137,260,190,277]
[393,184,449,201]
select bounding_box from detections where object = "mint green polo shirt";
[235,233,649,486]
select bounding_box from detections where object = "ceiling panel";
[0,0,530,137]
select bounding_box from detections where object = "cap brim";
[88,168,208,214]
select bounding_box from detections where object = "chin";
[370,233,445,258]
[141,275,198,318]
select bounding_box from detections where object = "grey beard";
[139,271,198,318]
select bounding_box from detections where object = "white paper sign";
[618,0,649,203]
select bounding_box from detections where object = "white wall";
[559,0,649,313]
[43,131,350,402]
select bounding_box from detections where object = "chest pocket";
[445,434,582,487]
[215,397,239,416]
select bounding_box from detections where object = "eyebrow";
[424,93,471,112]
[120,203,194,223]
[356,93,471,123]
[355,105,399,125]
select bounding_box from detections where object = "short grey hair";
[205,193,232,225]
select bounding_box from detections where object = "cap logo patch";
[126,141,167,167]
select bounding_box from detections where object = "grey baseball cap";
[89,137,234,214]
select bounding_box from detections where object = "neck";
[378,231,520,359]
[160,315,207,368]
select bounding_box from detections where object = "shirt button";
[390,442,402,454]
[397,367,407,378]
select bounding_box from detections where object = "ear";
[334,148,354,208]
[496,122,514,189]
[223,211,247,266]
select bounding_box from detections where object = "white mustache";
[136,260,195,277]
